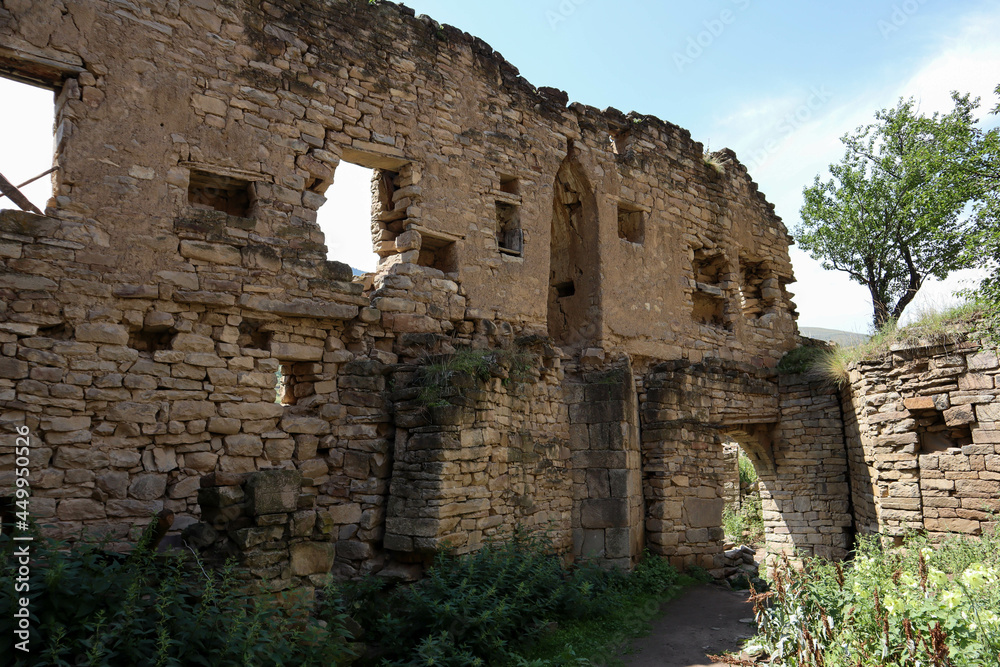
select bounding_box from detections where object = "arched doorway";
[547,148,600,348]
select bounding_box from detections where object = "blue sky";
[2,1,998,333]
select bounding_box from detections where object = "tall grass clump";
[782,300,993,387]
[416,346,535,406]
[748,526,1000,666]
[0,526,355,666]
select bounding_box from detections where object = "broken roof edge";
[371,2,788,235]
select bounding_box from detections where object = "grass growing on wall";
[782,301,995,387]
[415,346,535,406]
[722,451,764,546]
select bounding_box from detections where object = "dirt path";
[622,584,756,667]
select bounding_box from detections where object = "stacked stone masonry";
[1,0,992,583]
[845,339,1000,541]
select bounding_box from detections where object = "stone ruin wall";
[844,339,1000,542]
[15,0,987,586]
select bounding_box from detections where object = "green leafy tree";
[967,84,1000,334]
[798,93,992,330]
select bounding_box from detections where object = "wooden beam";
[0,171,42,215]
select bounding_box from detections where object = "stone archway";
[640,359,854,574]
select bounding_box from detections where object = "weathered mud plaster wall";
[0,0,817,578]
[844,338,1000,540]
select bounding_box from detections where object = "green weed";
[0,524,356,666]
[416,346,535,406]
[747,526,1000,666]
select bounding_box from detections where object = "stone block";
[968,351,999,371]
[53,447,109,469]
[0,357,29,379]
[171,400,217,421]
[976,403,1000,423]
[233,525,285,549]
[107,401,160,424]
[280,415,326,434]
[107,499,163,517]
[225,433,264,457]
[290,541,336,575]
[581,498,628,529]
[57,499,107,520]
[291,510,317,537]
[385,517,440,538]
[207,417,241,434]
[327,503,363,524]
[580,529,605,558]
[219,402,284,420]
[75,323,128,345]
[269,342,323,361]
[605,527,631,559]
[245,469,302,515]
[683,497,724,528]
[179,240,242,266]
[943,405,975,427]
[586,469,610,498]
[902,396,935,411]
[925,517,979,534]
[337,540,374,561]
[129,474,168,501]
[97,471,129,499]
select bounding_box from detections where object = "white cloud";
[718,8,1000,332]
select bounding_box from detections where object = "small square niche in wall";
[188,169,252,217]
[617,204,644,244]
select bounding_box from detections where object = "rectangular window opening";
[238,319,271,350]
[691,248,730,330]
[554,281,575,298]
[0,76,56,215]
[496,201,522,256]
[499,174,519,195]
[187,169,252,217]
[617,204,644,244]
[913,405,974,453]
[128,328,174,354]
[275,361,321,405]
[317,159,404,275]
[417,235,458,274]
[739,259,767,319]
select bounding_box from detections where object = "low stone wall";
[184,469,336,592]
[844,338,1000,540]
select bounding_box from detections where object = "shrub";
[0,526,355,666]
[334,530,682,665]
[748,528,1000,666]
[722,494,763,546]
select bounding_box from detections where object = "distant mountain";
[800,327,870,347]
[351,267,365,276]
